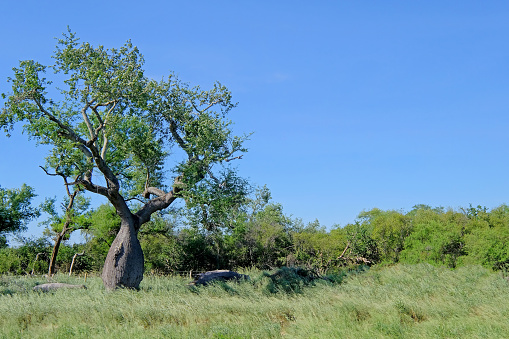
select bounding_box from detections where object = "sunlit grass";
[0,264,508,338]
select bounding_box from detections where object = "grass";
[0,264,508,338]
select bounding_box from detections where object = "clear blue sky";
[1,1,509,240]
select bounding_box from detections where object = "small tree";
[40,168,91,275]
[0,184,40,246]
[1,30,248,289]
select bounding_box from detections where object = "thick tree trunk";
[101,217,144,290]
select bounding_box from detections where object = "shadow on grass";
[261,266,368,294]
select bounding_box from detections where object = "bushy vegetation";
[3,200,509,277]
[1,264,509,338]
[350,204,509,270]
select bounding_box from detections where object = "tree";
[0,236,50,275]
[39,169,91,275]
[357,208,411,263]
[344,221,379,265]
[0,184,40,246]
[81,203,122,271]
[1,30,248,289]
[399,206,468,268]
[292,221,348,274]
[230,201,293,269]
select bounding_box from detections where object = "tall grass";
[0,264,508,338]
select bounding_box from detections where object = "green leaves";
[39,194,91,235]
[184,168,251,230]
[0,184,40,234]
[53,29,146,106]
[2,30,249,234]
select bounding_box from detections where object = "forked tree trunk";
[101,217,144,290]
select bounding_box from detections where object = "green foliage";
[0,237,50,275]
[344,221,380,264]
[185,168,251,231]
[237,203,293,269]
[0,29,158,193]
[461,204,509,270]
[0,184,39,235]
[80,204,121,269]
[292,221,348,274]
[357,208,411,263]
[1,29,248,231]
[4,175,509,277]
[140,233,183,274]
[1,30,254,289]
[399,209,466,268]
[40,194,91,238]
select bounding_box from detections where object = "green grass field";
[1,264,508,338]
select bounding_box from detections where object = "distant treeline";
[2,203,509,276]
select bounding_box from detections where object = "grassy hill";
[1,264,508,338]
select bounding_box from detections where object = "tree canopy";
[0,184,39,235]
[1,29,249,289]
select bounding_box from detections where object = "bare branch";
[69,251,85,276]
[91,100,115,134]
[143,171,150,198]
[206,168,220,184]
[80,102,95,141]
[125,197,146,204]
[135,191,178,226]
[189,98,222,114]
[39,166,60,177]
[338,243,350,260]
[67,179,109,198]
[92,100,116,109]
[99,101,116,159]
[224,155,243,162]
[169,119,190,157]
[143,187,167,198]
[39,166,73,196]
[100,135,109,160]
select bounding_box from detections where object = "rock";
[33,283,87,292]
[191,270,249,286]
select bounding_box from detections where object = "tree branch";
[169,119,190,158]
[224,155,243,162]
[33,98,100,188]
[135,191,178,226]
[67,179,109,198]
[80,102,96,141]
[98,101,116,159]
[34,98,88,147]
[189,98,222,114]
[135,176,184,226]
[143,187,167,198]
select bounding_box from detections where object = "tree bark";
[48,233,63,276]
[69,250,85,276]
[101,216,144,290]
[48,221,70,276]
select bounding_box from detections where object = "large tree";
[1,30,248,290]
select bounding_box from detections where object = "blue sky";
[1,1,509,240]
